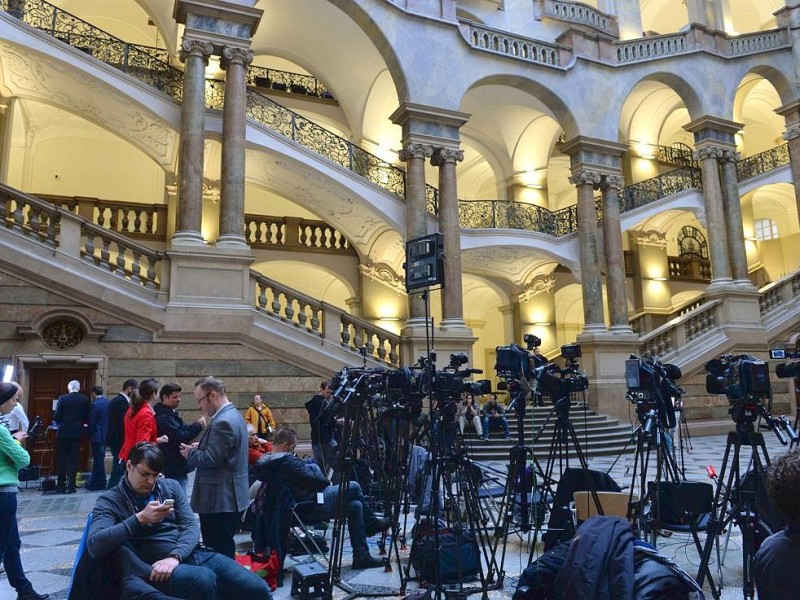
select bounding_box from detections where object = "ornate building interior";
[0,0,798,434]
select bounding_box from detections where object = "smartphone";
[162,499,175,507]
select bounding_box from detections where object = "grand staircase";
[460,405,635,460]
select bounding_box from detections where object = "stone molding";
[430,147,464,166]
[568,169,603,186]
[359,262,405,293]
[179,39,214,63]
[221,46,254,69]
[398,143,433,162]
[517,274,556,302]
[694,145,726,161]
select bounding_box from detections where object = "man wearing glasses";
[87,442,270,599]
[180,377,250,558]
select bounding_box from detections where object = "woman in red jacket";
[118,378,168,462]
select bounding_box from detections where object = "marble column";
[570,169,605,330]
[696,146,733,287]
[431,147,465,327]
[217,46,253,248]
[399,142,432,321]
[600,175,631,330]
[719,149,752,286]
[776,106,800,229]
[173,39,213,246]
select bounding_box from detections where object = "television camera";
[625,355,681,431]
[494,336,588,402]
[770,348,800,380]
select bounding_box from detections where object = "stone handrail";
[639,299,722,359]
[616,32,690,64]
[0,182,164,289]
[535,0,619,37]
[458,19,563,67]
[245,215,356,255]
[251,271,400,366]
[759,270,800,318]
[727,29,790,56]
[36,193,167,240]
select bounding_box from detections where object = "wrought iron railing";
[5,0,184,100]
[248,65,334,100]
[621,166,702,212]
[458,199,578,237]
[656,142,696,167]
[736,144,790,181]
[668,255,711,281]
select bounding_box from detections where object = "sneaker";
[352,554,384,570]
[365,516,392,537]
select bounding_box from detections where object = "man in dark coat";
[304,381,337,473]
[54,379,91,493]
[86,385,109,490]
[106,378,137,490]
[154,383,205,493]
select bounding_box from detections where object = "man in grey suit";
[180,377,248,558]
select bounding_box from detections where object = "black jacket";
[106,393,129,450]
[154,403,203,479]
[254,451,328,503]
[305,395,336,446]
[553,516,636,600]
[54,392,90,439]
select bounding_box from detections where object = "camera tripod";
[485,382,544,585]
[626,400,682,544]
[327,371,403,599]
[696,415,777,600]
[401,389,503,599]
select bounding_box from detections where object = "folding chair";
[649,480,722,596]
[573,491,638,524]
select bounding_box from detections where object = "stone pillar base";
[215,234,249,250]
[166,245,255,310]
[575,329,640,422]
[170,231,207,246]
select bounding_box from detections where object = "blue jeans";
[88,441,107,489]
[297,482,372,558]
[0,492,33,595]
[160,550,271,600]
[482,414,510,436]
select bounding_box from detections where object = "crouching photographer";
[254,428,390,569]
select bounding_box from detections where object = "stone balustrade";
[639,300,721,359]
[252,271,400,366]
[459,19,563,67]
[535,0,619,37]
[245,215,356,255]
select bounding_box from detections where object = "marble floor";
[0,429,789,600]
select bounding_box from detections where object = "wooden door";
[27,368,93,475]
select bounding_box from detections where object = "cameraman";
[754,447,800,599]
[481,394,510,440]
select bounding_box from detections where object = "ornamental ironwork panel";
[736,144,790,181]
[621,166,702,212]
[248,65,334,100]
[41,319,84,350]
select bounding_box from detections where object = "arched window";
[754,218,778,241]
[677,226,708,259]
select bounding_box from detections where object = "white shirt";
[4,404,28,433]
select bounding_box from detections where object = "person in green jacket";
[0,382,49,600]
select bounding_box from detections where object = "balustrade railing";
[759,270,800,318]
[252,271,400,366]
[245,215,355,254]
[639,300,721,359]
[621,166,702,212]
[736,144,790,181]
[536,0,618,36]
[616,33,689,64]
[657,142,696,167]
[36,194,167,240]
[0,183,163,289]
[460,20,562,67]
[458,199,578,237]
[668,255,711,281]
[248,65,334,100]
[728,29,790,56]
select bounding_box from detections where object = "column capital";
[398,143,433,162]
[720,149,740,163]
[784,123,800,142]
[179,39,213,63]
[568,169,603,186]
[221,46,253,69]
[599,174,625,191]
[430,147,464,166]
[694,145,726,161]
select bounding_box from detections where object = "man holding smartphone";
[87,442,271,599]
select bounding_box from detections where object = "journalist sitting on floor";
[87,441,271,600]
[254,428,391,569]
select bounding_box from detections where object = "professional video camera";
[769,348,800,379]
[705,353,775,427]
[495,337,588,401]
[624,355,681,430]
